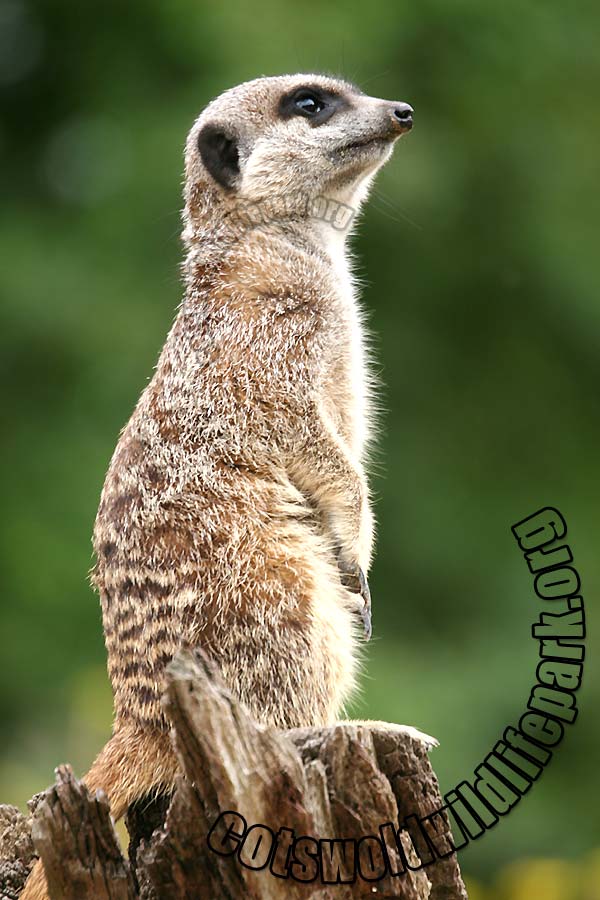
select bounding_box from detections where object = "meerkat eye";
[294,91,325,116]
[278,86,346,125]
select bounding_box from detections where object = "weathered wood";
[13,648,468,899]
[371,730,467,900]
[29,765,136,900]
[288,724,468,898]
[285,725,431,899]
[0,805,35,900]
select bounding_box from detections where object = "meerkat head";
[183,74,413,245]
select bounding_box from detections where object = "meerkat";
[23,73,434,900]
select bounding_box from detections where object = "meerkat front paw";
[339,561,372,640]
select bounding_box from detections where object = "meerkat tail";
[18,858,47,900]
[82,725,178,819]
[21,726,178,900]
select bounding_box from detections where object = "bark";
[29,766,136,900]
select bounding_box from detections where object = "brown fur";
[22,73,415,899]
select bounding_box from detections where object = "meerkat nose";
[391,102,414,133]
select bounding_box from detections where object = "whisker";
[370,190,423,231]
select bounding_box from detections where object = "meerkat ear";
[197,124,240,191]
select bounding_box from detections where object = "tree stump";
[1,650,468,899]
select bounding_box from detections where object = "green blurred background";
[1,0,598,896]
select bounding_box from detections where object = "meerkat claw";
[358,567,371,604]
[361,601,372,641]
[358,568,372,640]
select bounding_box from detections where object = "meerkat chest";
[323,239,370,462]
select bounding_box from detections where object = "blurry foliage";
[0,0,598,888]
[465,848,600,899]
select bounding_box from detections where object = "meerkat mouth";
[337,136,391,156]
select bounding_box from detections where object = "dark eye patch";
[278,85,349,126]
